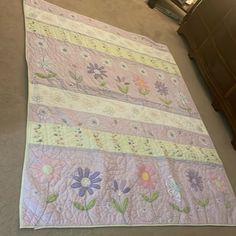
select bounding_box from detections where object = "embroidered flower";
[139,68,147,76]
[87,63,107,80]
[156,72,165,80]
[186,169,203,192]
[32,95,42,103]
[114,76,130,94]
[80,51,90,60]
[36,106,51,121]
[34,39,47,49]
[209,173,226,192]
[53,95,65,104]
[132,107,140,115]
[133,77,147,88]
[176,92,189,106]
[112,179,131,196]
[133,76,150,95]
[87,117,100,127]
[71,167,102,197]
[166,176,181,202]
[198,136,208,146]
[36,57,52,69]
[60,47,69,54]
[155,81,168,96]
[171,77,179,85]
[137,165,156,189]
[120,62,128,70]
[31,156,62,184]
[167,130,177,139]
[115,76,126,84]
[101,58,112,66]
[103,106,115,115]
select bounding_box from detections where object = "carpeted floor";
[0,0,235,235]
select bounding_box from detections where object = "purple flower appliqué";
[71,167,102,197]
[113,179,131,195]
[155,81,168,96]
[186,169,203,192]
[87,63,107,80]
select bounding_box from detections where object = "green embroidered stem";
[84,194,93,225]
[111,196,129,224]
[141,191,159,220]
[35,182,58,226]
[158,97,172,106]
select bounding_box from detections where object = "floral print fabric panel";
[20,0,236,228]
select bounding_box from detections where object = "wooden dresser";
[178,0,236,149]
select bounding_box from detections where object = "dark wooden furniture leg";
[212,100,221,112]
[188,50,194,60]
[232,137,236,149]
[147,0,157,9]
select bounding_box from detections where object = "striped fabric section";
[25,18,181,75]
[29,83,207,135]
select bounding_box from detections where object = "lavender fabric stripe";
[27,32,200,119]
[29,104,214,148]
[25,0,170,52]
[22,144,236,226]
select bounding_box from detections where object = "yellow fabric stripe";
[25,18,181,75]
[28,121,221,164]
[29,83,208,135]
[24,4,175,64]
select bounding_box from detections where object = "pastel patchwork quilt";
[20,0,236,228]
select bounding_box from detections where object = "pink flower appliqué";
[133,75,150,96]
[209,173,226,193]
[30,156,62,184]
[137,165,157,189]
[133,75,149,90]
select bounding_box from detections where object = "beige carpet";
[0,0,235,235]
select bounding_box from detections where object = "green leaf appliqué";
[142,194,151,203]
[46,193,58,203]
[159,97,172,106]
[182,206,190,213]
[117,85,129,94]
[170,202,190,214]
[150,191,159,202]
[139,88,150,96]
[122,197,128,213]
[73,202,85,211]
[225,201,232,209]
[142,191,159,203]
[35,70,57,79]
[197,198,209,208]
[86,198,96,210]
[170,202,181,211]
[99,81,107,87]
[111,198,123,214]
[69,70,83,82]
